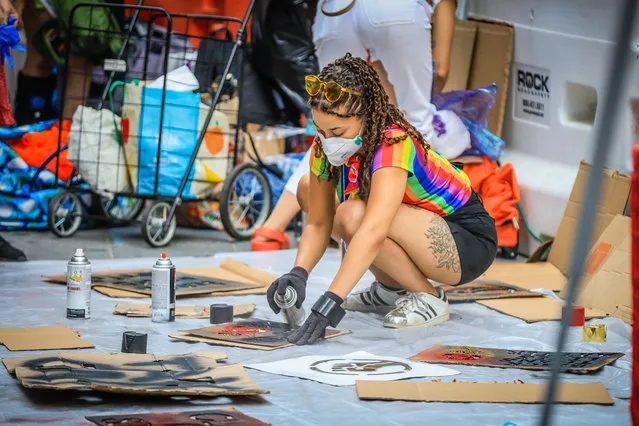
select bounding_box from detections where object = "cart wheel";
[141,200,177,247]
[101,195,145,222]
[220,163,272,240]
[48,191,83,238]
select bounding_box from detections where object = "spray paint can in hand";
[67,249,91,319]
[274,286,306,327]
[151,252,176,323]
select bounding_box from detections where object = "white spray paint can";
[66,249,91,319]
[151,252,176,322]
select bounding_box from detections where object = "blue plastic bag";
[137,87,201,198]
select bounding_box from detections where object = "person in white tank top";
[252,0,465,251]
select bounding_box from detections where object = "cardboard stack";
[475,161,631,324]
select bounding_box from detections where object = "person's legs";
[335,199,457,326]
[251,149,312,251]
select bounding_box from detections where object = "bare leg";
[254,190,300,239]
[336,200,461,295]
[63,56,92,119]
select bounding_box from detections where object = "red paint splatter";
[442,353,483,361]
[218,324,272,337]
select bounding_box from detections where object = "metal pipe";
[539,1,637,425]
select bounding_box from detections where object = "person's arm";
[432,0,457,93]
[327,167,407,299]
[293,173,336,274]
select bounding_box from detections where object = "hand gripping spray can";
[274,287,306,327]
[67,249,91,319]
[152,252,176,322]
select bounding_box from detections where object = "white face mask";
[318,129,363,166]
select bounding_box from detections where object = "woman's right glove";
[266,266,308,314]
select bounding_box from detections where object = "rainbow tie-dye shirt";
[310,125,472,216]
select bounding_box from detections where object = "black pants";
[444,191,498,284]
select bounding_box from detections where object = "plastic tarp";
[0,250,631,425]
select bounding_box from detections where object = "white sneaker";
[383,289,449,328]
[343,281,407,314]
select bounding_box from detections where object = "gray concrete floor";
[2,224,265,261]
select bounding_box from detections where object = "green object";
[33,0,123,65]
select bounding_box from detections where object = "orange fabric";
[464,157,521,248]
[9,120,74,181]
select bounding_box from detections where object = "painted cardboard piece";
[172,319,351,351]
[0,326,94,351]
[113,303,255,319]
[356,381,614,405]
[246,350,459,387]
[3,352,268,397]
[409,345,624,373]
[44,258,276,299]
[86,408,270,426]
[441,280,540,303]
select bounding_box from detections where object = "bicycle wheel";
[141,200,177,247]
[100,195,145,222]
[48,191,83,237]
[219,163,273,240]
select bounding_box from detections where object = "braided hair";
[308,53,430,200]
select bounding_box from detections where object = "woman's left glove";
[288,291,345,345]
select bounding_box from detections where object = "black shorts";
[444,191,498,284]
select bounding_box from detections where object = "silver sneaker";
[343,281,407,314]
[383,290,450,328]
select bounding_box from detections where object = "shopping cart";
[47,0,279,247]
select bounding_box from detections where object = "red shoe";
[251,227,290,251]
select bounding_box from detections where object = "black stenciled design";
[500,351,622,372]
[86,408,268,426]
[424,215,461,273]
[92,272,260,296]
[309,359,412,376]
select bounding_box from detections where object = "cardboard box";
[243,123,286,163]
[442,18,514,137]
[572,215,631,324]
[479,215,631,324]
[480,161,631,292]
[356,381,614,405]
[549,161,631,276]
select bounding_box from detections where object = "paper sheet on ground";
[246,350,459,386]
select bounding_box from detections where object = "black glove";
[267,266,308,314]
[288,291,344,346]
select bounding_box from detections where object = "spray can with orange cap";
[151,252,176,323]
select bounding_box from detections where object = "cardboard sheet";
[246,351,459,387]
[86,408,269,426]
[549,162,631,276]
[44,258,275,298]
[113,303,256,319]
[442,19,514,137]
[4,351,267,397]
[441,280,540,302]
[478,297,607,323]
[0,326,94,351]
[478,262,565,292]
[172,319,351,351]
[571,215,631,324]
[356,381,614,405]
[409,345,624,373]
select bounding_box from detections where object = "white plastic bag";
[68,106,129,195]
[426,110,471,160]
[148,65,200,92]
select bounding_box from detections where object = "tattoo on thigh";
[424,215,461,273]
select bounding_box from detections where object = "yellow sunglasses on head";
[305,75,362,103]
